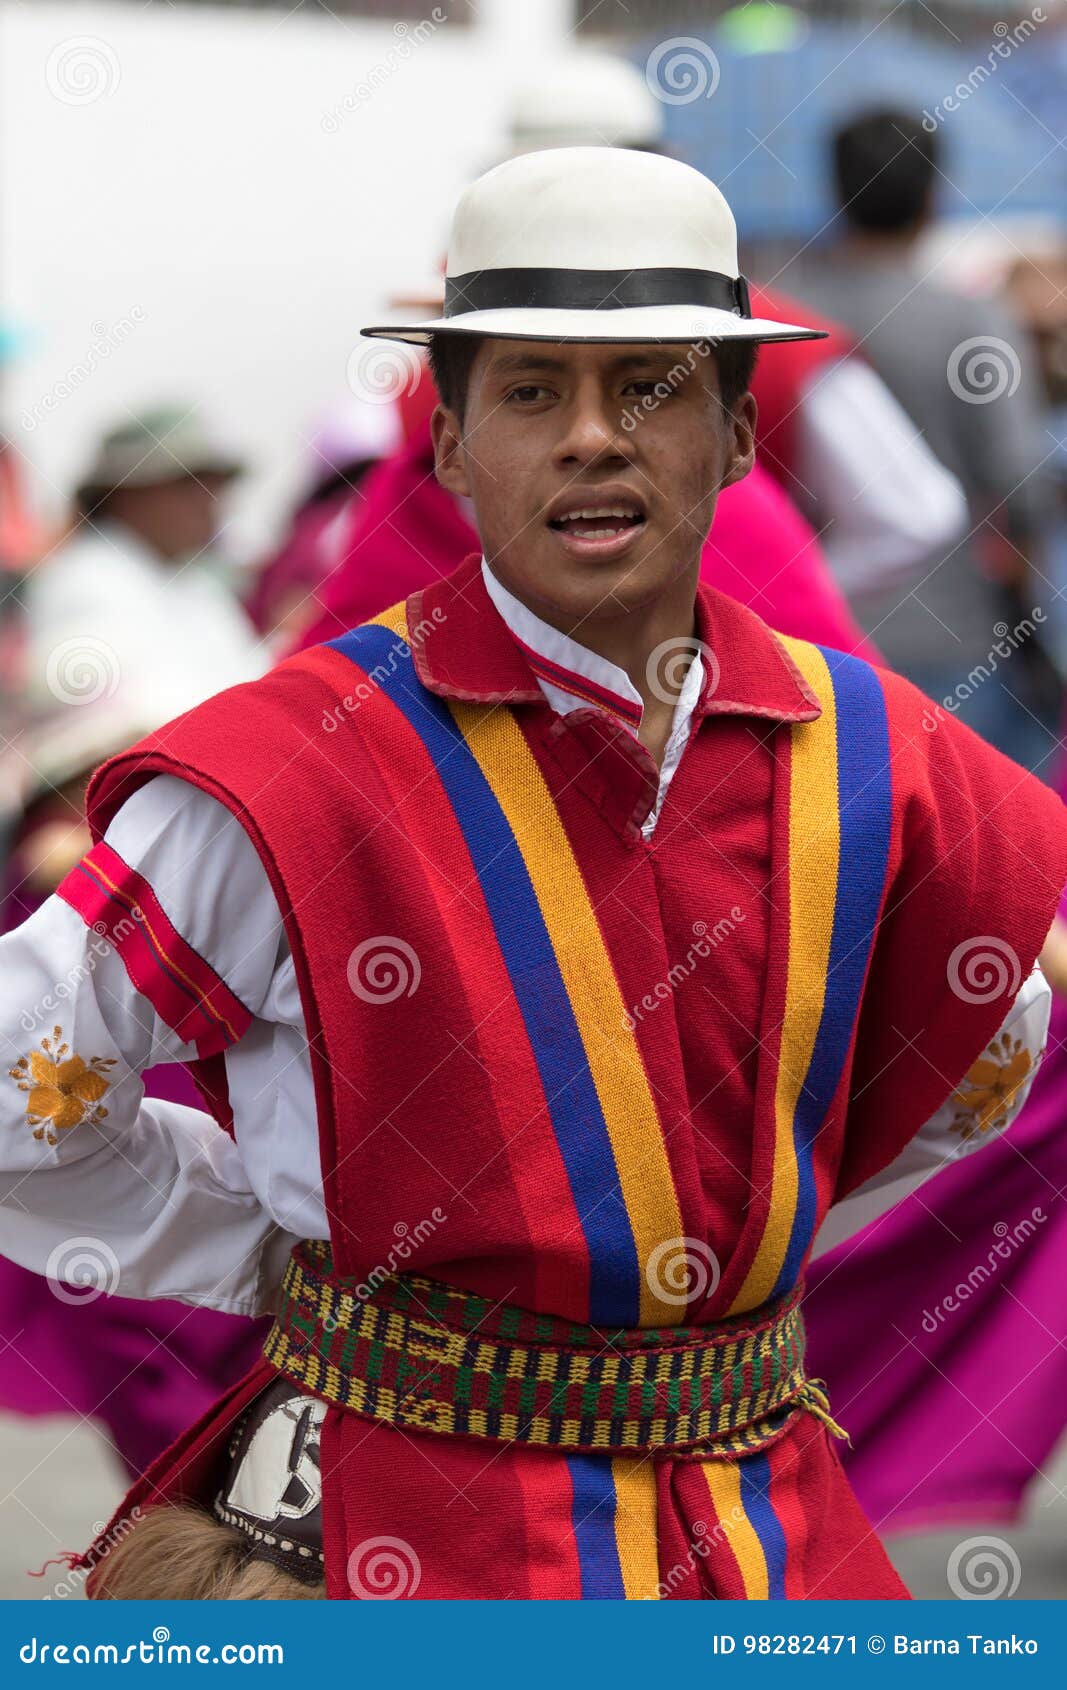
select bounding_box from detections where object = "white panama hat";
[362,147,824,348]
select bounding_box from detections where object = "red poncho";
[74,555,1065,1599]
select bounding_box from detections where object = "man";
[294,386,879,665]
[504,49,967,603]
[785,108,1058,770]
[1,148,1064,1601]
[296,53,964,657]
[22,405,263,732]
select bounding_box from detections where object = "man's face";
[107,474,229,563]
[431,338,756,629]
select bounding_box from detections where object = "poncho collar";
[406,550,821,725]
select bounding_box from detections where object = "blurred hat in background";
[75,404,244,510]
[507,49,665,153]
[301,394,403,500]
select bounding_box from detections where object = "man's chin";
[505,541,672,625]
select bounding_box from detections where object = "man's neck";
[498,562,703,766]
[114,517,174,566]
[840,226,922,265]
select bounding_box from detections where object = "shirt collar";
[482,557,654,733]
[405,551,821,726]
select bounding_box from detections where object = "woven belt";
[263,1241,843,1459]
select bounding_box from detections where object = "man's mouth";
[547,502,646,541]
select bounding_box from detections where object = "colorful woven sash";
[263,1242,843,1459]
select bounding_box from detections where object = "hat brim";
[362,306,826,345]
[75,458,243,508]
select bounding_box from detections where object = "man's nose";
[553,381,634,467]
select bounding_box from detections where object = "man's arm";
[812,959,1050,1257]
[795,357,968,598]
[1,775,311,1313]
[831,662,1067,1200]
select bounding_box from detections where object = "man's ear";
[721,390,757,489]
[431,403,471,499]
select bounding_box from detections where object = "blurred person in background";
[246,396,401,651]
[745,278,967,603]
[22,406,264,725]
[0,435,57,833]
[1,316,73,835]
[1006,248,1067,670]
[786,107,1060,772]
[0,424,270,1486]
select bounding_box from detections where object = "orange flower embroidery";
[949,1031,1033,1142]
[8,1025,116,1145]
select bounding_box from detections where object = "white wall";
[0,0,571,554]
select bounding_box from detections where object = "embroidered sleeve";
[56,838,251,1058]
[8,1026,116,1146]
[0,775,303,1311]
[814,962,1050,1257]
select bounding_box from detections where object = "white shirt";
[0,561,1050,1312]
[22,520,265,727]
[8,519,267,820]
[795,359,968,597]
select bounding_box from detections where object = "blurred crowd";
[3,56,1066,924]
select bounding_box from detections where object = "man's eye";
[624,379,665,397]
[507,385,553,403]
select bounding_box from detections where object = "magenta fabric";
[294,420,879,663]
[707,460,874,659]
[246,484,368,637]
[807,767,1067,1532]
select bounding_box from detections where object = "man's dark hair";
[428,332,757,423]
[832,108,938,233]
